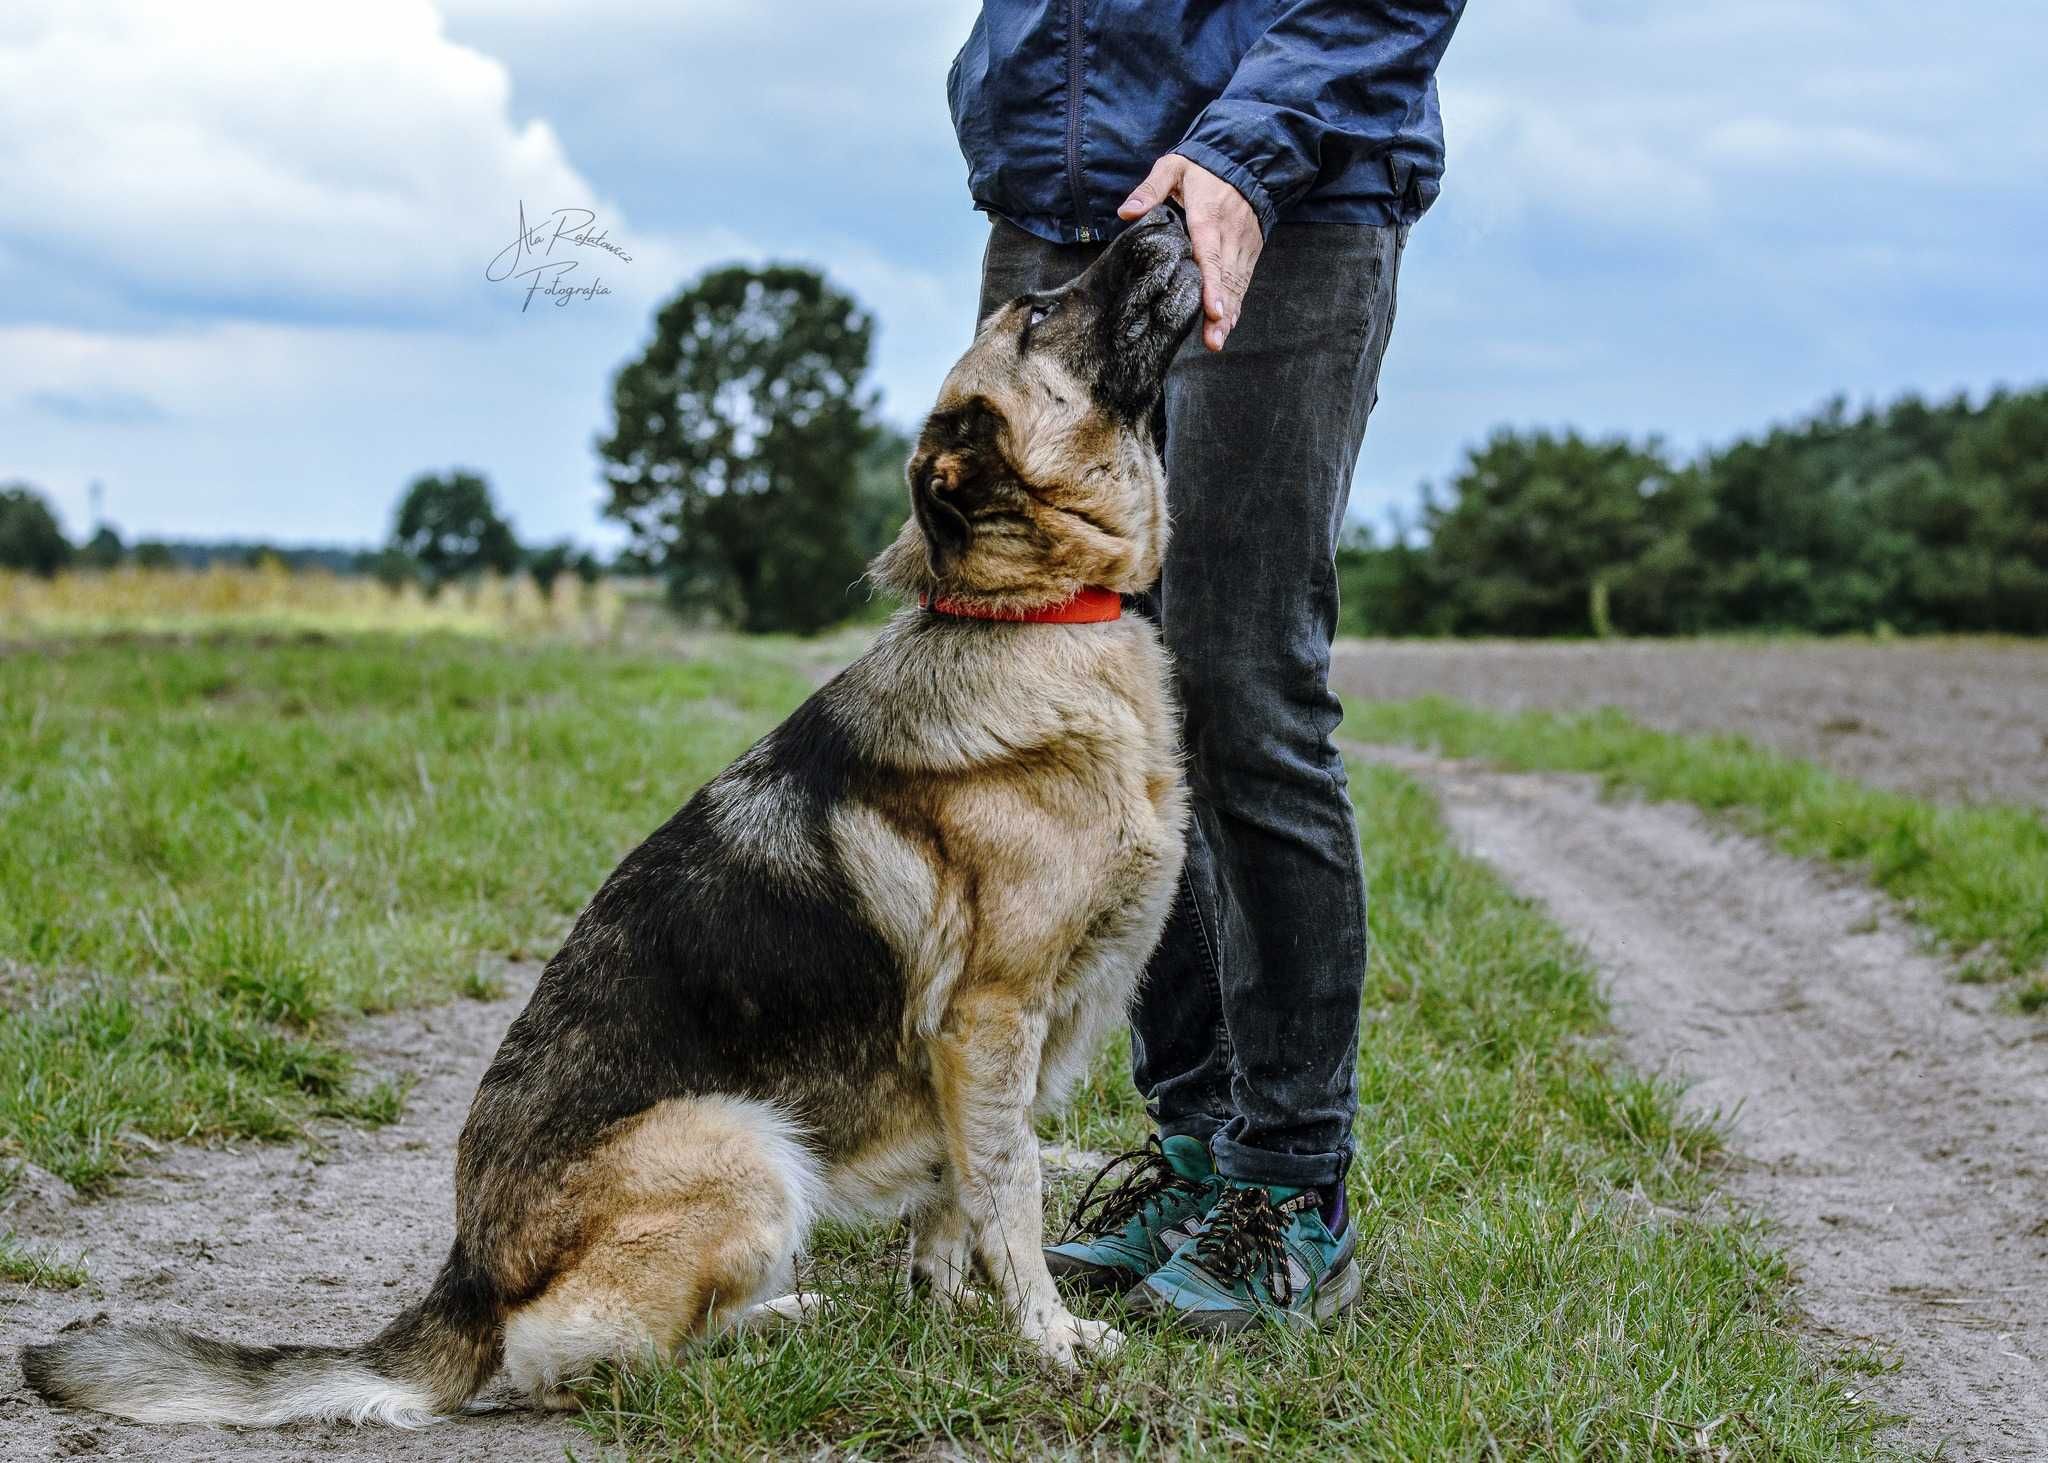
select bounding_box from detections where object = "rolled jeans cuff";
[1156,1111,1227,1150]
[1210,1130,1348,1191]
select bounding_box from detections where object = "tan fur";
[871,301,1172,615]
[502,1096,823,1406]
[18,217,1201,1428]
[501,259,1191,1384]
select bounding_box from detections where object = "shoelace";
[1191,1185,1311,1305]
[1058,1136,1201,1243]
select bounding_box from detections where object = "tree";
[1944,388,2048,633]
[390,471,521,590]
[364,546,424,591]
[526,540,601,593]
[132,540,177,570]
[1335,518,1444,637]
[0,484,73,577]
[598,264,879,633]
[851,424,915,564]
[78,525,126,569]
[1423,431,1697,636]
[1335,384,2048,639]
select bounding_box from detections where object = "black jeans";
[979,217,1404,1190]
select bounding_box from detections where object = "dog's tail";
[19,1242,501,1428]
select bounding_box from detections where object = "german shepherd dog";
[22,207,1203,1426]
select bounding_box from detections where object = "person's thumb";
[1118,156,1187,220]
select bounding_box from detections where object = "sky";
[1,0,2042,550]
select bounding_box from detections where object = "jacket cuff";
[1170,139,1280,238]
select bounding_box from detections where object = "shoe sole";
[1126,1256,1363,1335]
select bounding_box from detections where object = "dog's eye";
[1027,302,1053,328]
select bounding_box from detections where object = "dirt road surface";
[0,967,597,1463]
[0,973,1118,1463]
[1332,639,2048,808]
[8,738,2043,1457]
[1358,745,2048,1459]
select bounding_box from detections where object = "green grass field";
[1346,696,2048,1011]
[0,634,809,1193]
[576,757,1888,1459]
[0,634,1894,1456]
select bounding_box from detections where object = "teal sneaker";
[1126,1180,1360,1333]
[1044,1135,1224,1294]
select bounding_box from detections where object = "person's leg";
[1124,780,1237,1149]
[978,218,1239,1147]
[975,219,1239,1296]
[1144,221,1406,1194]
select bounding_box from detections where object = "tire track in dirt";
[1356,745,2048,1460]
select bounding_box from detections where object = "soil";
[7,702,2044,1457]
[1330,639,2048,809]
[0,971,1118,1463]
[1357,745,2048,1460]
[0,966,597,1463]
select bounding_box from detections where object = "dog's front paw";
[1028,1310,1124,1370]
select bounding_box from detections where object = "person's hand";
[1118,155,1263,352]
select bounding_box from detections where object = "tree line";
[1339,386,2048,637]
[0,472,607,595]
[8,252,2041,639]
[2,264,914,634]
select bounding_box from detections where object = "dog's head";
[872,207,1202,607]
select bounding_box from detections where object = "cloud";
[2,0,2042,551]
[434,0,988,420]
[0,0,641,329]
[0,0,791,544]
[24,387,167,425]
[0,315,642,544]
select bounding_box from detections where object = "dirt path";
[0,967,601,1463]
[8,748,2043,1457]
[1356,745,2048,1459]
[0,967,1119,1463]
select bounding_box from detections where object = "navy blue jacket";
[948,1,1466,244]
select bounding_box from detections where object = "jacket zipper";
[1063,0,1091,240]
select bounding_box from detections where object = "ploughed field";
[1331,637,2048,809]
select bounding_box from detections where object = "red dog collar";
[920,585,1123,624]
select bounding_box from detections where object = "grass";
[1,631,1897,1453]
[1347,696,2048,1006]
[572,762,1891,1460]
[0,633,809,1194]
[0,564,625,638]
[0,1230,90,1291]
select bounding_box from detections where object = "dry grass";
[0,564,625,639]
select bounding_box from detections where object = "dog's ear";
[907,398,1006,580]
[909,451,974,578]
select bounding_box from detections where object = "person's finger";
[1118,156,1186,220]
[1184,214,1235,350]
[1222,242,1257,332]
[1206,240,1260,351]
[1186,215,1228,319]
